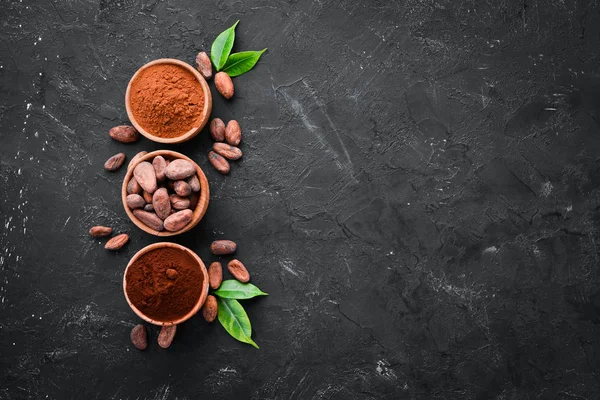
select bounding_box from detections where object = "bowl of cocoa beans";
[122,150,209,236]
[124,242,209,326]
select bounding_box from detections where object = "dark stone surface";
[2,0,600,398]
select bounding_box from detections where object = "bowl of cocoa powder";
[124,242,209,325]
[122,150,210,236]
[125,58,212,144]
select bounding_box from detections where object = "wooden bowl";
[123,242,209,326]
[122,150,209,236]
[125,58,212,144]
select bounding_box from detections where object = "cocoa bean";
[202,295,218,323]
[143,204,154,212]
[128,151,148,171]
[186,174,201,192]
[127,177,142,195]
[213,142,242,160]
[210,118,225,141]
[142,191,153,204]
[158,325,177,349]
[166,268,178,280]
[195,52,213,80]
[133,209,164,231]
[165,159,195,180]
[110,125,139,143]
[228,259,250,283]
[152,155,167,182]
[89,226,112,237]
[163,209,193,232]
[105,233,129,250]
[208,151,230,174]
[174,180,192,197]
[170,194,190,210]
[130,324,147,350]
[152,188,171,220]
[225,120,242,146]
[214,72,234,99]
[126,194,145,209]
[104,153,126,171]
[133,161,157,193]
[210,240,237,255]
[208,262,223,290]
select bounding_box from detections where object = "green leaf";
[217,297,259,349]
[222,49,268,77]
[214,280,268,300]
[211,20,239,71]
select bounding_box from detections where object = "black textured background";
[2,0,600,399]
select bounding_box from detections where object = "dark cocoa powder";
[126,247,203,322]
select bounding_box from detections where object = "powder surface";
[125,247,203,322]
[129,64,205,138]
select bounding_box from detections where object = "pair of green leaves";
[210,20,267,77]
[213,280,267,349]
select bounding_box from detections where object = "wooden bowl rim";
[123,242,210,326]
[122,150,210,237]
[125,58,212,144]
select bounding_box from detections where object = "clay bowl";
[122,150,209,236]
[123,242,209,326]
[125,58,212,144]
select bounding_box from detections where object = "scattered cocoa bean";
[195,51,213,80]
[213,142,242,160]
[128,151,148,171]
[187,174,201,192]
[105,233,129,250]
[89,226,112,237]
[210,118,226,141]
[143,204,154,212]
[130,324,147,350]
[133,209,164,231]
[152,155,167,182]
[215,72,234,99]
[158,325,177,348]
[110,125,139,143]
[142,191,153,204]
[127,177,142,195]
[225,120,242,146]
[166,268,178,280]
[133,161,157,194]
[163,209,193,232]
[126,194,145,209]
[152,188,171,220]
[170,194,190,210]
[208,151,230,174]
[174,180,192,197]
[165,159,195,180]
[210,240,237,255]
[228,259,250,283]
[208,262,223,290]
[202,295,218,323]
[104,153,126,171]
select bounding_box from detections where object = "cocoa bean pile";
[199,239,251,323]
[127,155,201,232]
[208,118,243,174]
[89,226,129,251]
